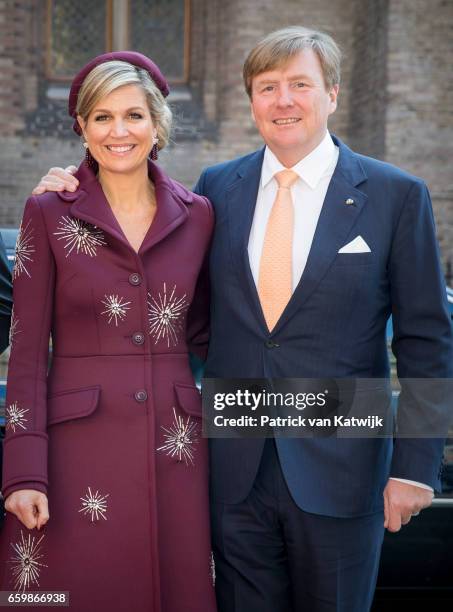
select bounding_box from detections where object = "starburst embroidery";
[157,407,199,466]
[9,531,47,591]
[54,216,106,257]
[210,551,216,587]
[13,218,35,280]
[147,283,188,347]
[79,487,109,522]
[6,402,29,433]
[100,294,131,326]
[9,308,20,347]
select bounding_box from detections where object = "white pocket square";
[338,236,371,253]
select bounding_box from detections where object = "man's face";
[250,49,338,166]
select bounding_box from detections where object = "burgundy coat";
[0,160,217,612]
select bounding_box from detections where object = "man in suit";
[192,26,452,612]
[33,26,452,612]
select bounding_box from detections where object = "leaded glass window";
[46,0,110,80]
[130,0,188,82]
[46,0,189,83]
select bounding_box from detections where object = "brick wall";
[0,0,24,136]
[0,0,452,273]
[385,0,453,270]
[348,0,389,158]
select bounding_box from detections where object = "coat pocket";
[174,382,202,418]
[47,385,101,426]
[334,252,374,266]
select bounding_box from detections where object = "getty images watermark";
[212,388,383,429]
[201,378,453,438]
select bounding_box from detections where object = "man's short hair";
[243,26,341,98]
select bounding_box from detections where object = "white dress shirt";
[247,131,433,493]
[248,131,338,290]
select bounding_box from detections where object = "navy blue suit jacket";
[194,135,453,517]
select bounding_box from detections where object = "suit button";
[134,390,148,402]
[265,340,280,348]
[129,273,142,286]
[132,332,145,345]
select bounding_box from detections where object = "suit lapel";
[226,149,268,329]
[272,136,369,335]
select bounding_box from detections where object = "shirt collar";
[261,131,337,189]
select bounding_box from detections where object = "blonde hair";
[243,26,341,98]
[76,60,172,149]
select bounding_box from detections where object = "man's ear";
[328,85,339,115]
[330,85,339,105]
[250,101,256,123]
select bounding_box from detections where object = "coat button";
[265,340,280,348]
[132,332,145,345]
[134,390,148,402]
[129,273,142,286]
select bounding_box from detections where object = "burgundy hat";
[68,51,170,135]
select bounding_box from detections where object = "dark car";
[0,228,16,527]
[0,228,18,266]
[0,228,16,421]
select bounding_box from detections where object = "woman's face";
[77,83,157,175]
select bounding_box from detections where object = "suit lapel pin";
[345,198,355,206]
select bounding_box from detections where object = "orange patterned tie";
[258,169,298,331]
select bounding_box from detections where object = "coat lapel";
[272,136,369,334]
[139,161,190,254]
[59,162,127,247]
[226,149,268,329]
[59,160,189,254]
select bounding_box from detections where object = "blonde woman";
[1,52,216,612]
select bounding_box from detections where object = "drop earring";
[83,141,97,169]
[150,136,159,161]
